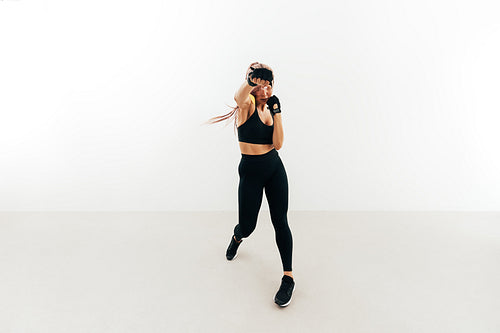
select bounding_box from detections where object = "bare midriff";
[237,107,274,155]
[238,142,275,155]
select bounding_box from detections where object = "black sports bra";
[237,95,274,144]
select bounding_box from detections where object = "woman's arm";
[273,114,284,150]
[235,63,272,107]
[234,80,254,109]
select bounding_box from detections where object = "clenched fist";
[266,95,281,117]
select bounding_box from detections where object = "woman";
[207,62,295,307]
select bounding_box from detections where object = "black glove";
[266,95,281,117]
[247,67,274,87]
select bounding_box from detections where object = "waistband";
[241,148,278,161]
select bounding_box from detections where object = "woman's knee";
[270,213,289,227]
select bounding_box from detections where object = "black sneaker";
[274,275,295,307]
[226,235,242,260]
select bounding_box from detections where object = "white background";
[1,0,499,211]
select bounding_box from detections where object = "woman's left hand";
[267,95,281,117]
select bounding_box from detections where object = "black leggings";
[233,148,293,272]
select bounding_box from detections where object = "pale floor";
[0,211,499,333]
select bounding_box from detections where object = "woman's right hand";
[250,76,271,86]
[246,62,273,86]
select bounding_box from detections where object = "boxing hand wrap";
[267,95,281,117]
[246,66,257,86]
[247,67,274,87]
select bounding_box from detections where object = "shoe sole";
[274,284,294,307]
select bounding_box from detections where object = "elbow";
[274,141,283,150]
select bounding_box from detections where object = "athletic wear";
[247,67,274,87]
[237,95,274,144]
[274,275,295,307]
[226,235,242,260]
[266,95,281,117]
[232,148,293,272]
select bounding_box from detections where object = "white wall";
[1,0,499,211]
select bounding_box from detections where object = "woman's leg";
[265,157,293,273]
[233,165,265,241]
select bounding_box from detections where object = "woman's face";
[252,84,273,101]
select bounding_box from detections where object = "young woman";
[207,62,295,307]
